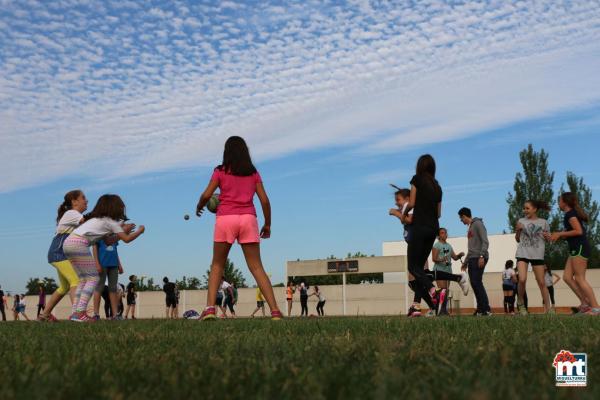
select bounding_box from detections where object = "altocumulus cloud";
[1,0,600,192]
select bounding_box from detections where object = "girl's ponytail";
[56,190,83,223]
[561,192,589,223]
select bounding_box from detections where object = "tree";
[560,172,600,268]
[201,259,247,289]
[25,277,58,295]
[136,277,161,292]
[176,276,202,290]
[507,144,557,227]
[507,144,563,267]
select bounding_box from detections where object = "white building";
[382,233,518,283]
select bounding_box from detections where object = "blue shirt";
[97,240,119,268]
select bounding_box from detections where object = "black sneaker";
[407,305,422,318]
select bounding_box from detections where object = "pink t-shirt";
[210,168,262,216]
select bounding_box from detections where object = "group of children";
[40,191,145,322]
[284,282,326,317]
[36,139,598,322]
[390,163,599,316]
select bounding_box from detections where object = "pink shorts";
[214,214,260,244]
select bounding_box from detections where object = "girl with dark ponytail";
[548,192,598,315]
[39,190,88,321]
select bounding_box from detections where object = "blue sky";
[1,1,600,293]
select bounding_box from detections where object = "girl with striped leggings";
[64,194,145,322]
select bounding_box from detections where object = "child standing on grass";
[286,281,295,317]
[311,286,326,316]
[548,192,600,315]
[502,260,516,314]
[92,238,125,320]
[195,136,282,321]
[64,195,145,322]
[515,200,552,315]
[125,275,137,319]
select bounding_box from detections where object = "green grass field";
[0,316,598,399]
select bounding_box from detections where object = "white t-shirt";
[72,217,124,245]
[316,291,326,302]
[56,210,84,234]
[502,268,515,283]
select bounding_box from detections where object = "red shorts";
[214,215,260,244]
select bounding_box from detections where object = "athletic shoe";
[407,304,421,317]
[37,313,57,322]
[476,311,493,317]
[112,315,124,321]
[584,308,600,316]
[458,272,469,296]
[517,303,528,316]
[438,310,450,317]
[200,307,217,321]
[93,314,100,321]
[436,289,447,315]
[271,310,283,320]
[72,312,95,323]
[69,313,79,322]
[425,310,436,318]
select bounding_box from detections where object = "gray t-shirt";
[515,217,549,260]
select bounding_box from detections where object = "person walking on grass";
[459,207,491,316]
[220,277,236,318]
[0,285,6,321]
[311,286,326,316]
[16,294,30,321]
[502,260,517,314]
[37,285,46,317]
[299,282,309,317]
[251,287,266,318]
[195,136,282,321]
[163,277,177,319]
[515,200,553,315]
[403,155,444,313]
[545,266,560,310]
[431,228,466,316]
[548,192,600,315]
[125,275,138,319]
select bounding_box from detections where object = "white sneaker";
[459,272,469,296]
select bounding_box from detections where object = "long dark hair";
[561,192,589,223]
[525,199,550,212]
[219,136,257,176]
[415,154,441,197]
[56,190,83,223]
[86,194,127,222]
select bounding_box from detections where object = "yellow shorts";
[50,260,79,295]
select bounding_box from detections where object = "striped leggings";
[63,235,99,314]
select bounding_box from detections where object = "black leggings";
[429,270,462,282]
[300,295,308,316]
[316,301,325,316]
[407,225,437,299]
[548,285,555,305]
[37,305,45,317]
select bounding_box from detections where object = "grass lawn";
[0,316,598,399]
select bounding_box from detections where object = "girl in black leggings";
[299,282,309,316]
[403,155,443,310]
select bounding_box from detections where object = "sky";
[1,0,600,294]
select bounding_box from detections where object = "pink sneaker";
[72,312,95,323]
[200,307,217,321]
[271,310,283,320]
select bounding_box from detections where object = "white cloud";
[1,0,600,192]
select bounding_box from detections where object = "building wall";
[17,269,600,319]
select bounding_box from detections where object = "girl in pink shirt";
[196,136,282,320]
